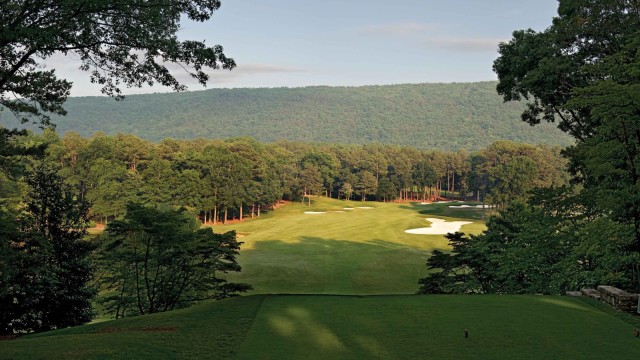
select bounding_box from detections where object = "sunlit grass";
[213,197,487,294]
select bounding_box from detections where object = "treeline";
[2,82,573,151]
[419,0,640,296]
[37,130,568,224]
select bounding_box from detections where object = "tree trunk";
[224,208,228,224]
[239,205,243,221]
[258,205,261,217]
[214,206,218,225]
[452,172,455,194]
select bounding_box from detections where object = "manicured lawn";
[8,199,634,359]
[213,198,487,294]
[0,295,264,360]
[236,295,640,360]
[3,294,639,359]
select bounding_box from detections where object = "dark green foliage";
[98,204,251,318]
[3,82,573,151]
[418,188,639,295]
[41,132,568,223]
[0,164,94,334]
[0,0,233,126]
[495,0,640,291]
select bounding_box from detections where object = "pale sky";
[46,0,559,97]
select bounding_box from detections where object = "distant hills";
[2,81,572,151]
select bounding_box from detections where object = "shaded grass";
[235,295,640,360]
[213,198,486,294]
[0,295,265,360]
[3,294,639,360]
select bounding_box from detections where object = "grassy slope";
[0,295,265,360]
[212,197,487,294]
[3,295,639,360]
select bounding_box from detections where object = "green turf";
[0,295,265,360]
[3,295,639,359]
[214,198,486,294]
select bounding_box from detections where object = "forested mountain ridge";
[2,82,572,151]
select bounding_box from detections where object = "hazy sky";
[49,0,559,96]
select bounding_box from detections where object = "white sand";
[304,211,326,214]
[449,204,492,209]
[404,218,472,235]
[435,201,452,204]
[357,207,374,209]
[343,208,354,210]
[331,211,345,213]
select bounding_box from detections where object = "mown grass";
[3,294,639,360]
[11,199,637,359]
[0,295,264,360]
[212,198,487,294]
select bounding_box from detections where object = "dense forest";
[2,131,568,225]
[1,82,573,151]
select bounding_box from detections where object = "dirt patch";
[0,335,19,341]
[95,326,178,334]
[141,327,177,332]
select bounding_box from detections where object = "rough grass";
[3,294,640,359]
[212,198,487,294]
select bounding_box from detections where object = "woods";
[29,131,568,224]
[419,0,640,297]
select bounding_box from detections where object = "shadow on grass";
[399,201,489,221]
[236,294,640,360]
[227,236,433,295]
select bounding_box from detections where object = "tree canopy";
[2,82,573,151]
[0,0,234,126]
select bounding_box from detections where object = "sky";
[48,0,560,97]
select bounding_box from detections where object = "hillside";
[1,82,572,151]
[2,295,639,359]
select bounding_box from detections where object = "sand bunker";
[405,218,472,235]
[304,211,326,214]
[343,208,354,210]
[448,204,492,209]
[357,207,374,209]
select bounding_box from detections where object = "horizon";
[64,79,501,99]
[49,0,558,97]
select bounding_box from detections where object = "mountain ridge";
[1,81,572,151]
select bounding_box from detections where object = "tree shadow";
[225,236,432,295]
[399,201,487,221]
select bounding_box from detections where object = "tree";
[1,164,94,334]
[412,159,437,201]
[98,204,251,318]
[1,0,235,126]
[494,0,640,292]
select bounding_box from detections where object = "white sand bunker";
[304,211,326,214]
[343,208,354,210]
[449,204,493,209]
[357,207,374,209]
[405,218,472,235]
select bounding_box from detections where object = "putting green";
[213,197,487,294]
